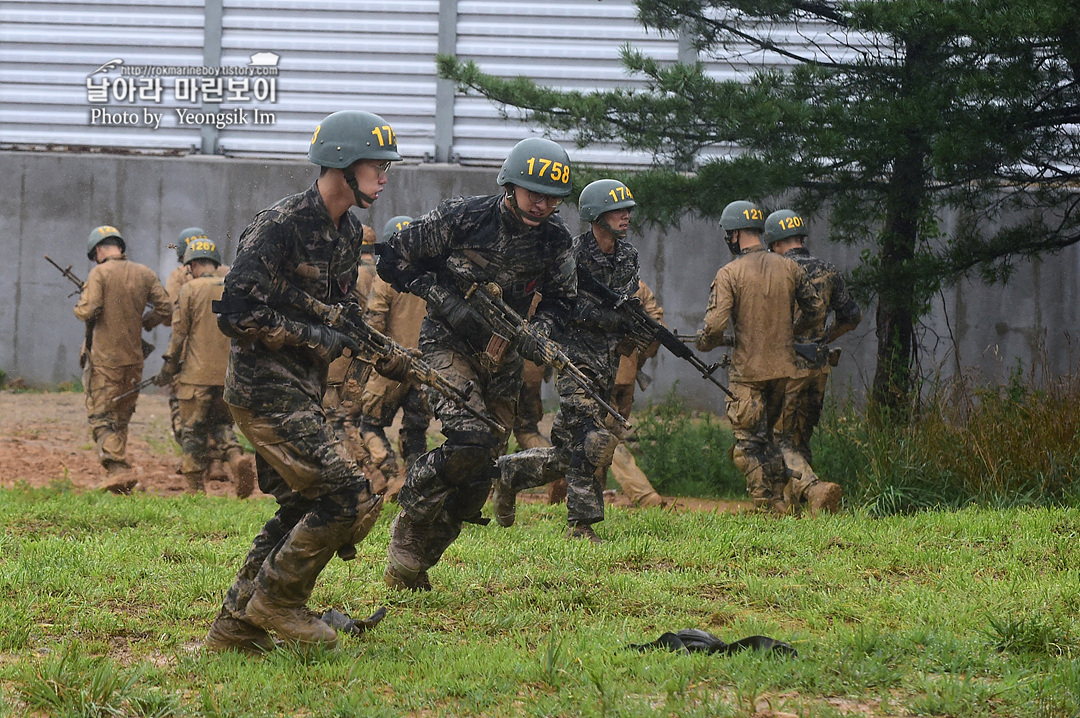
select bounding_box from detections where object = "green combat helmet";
[183,237,222,266]
[87,225,125,260]
[579,178,635,221]
[383,215,413,241]
[308,110,402,207]
[176,227,209,262]
[719,200,766,256]
[764,209,808,246]
[308,110,402,168]
[497,138,573,197]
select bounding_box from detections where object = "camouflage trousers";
[513,359,551,450]
[390,344,518,575]
[788,368,829,465]
[727,377,818,510]
[175,383,240,475]
[323,361,391,493]
[219,402,382,618]
[84,362,142,470]
[499,372,619,526]
[360,371,432,495]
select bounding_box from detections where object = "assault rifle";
[45,254,156,367]
[461,282,631,430]
[577,271,735,400]
[273,281,506,434]
[109,376,158,405]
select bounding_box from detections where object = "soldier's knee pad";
[583,427,618,469]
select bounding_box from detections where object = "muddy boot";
[567,523,604,544]
[97,462,138,494]
[805,481,842,515]
[385,512,432,591]
[227,449,256,499]
[547,478,567,505]
[244,590,338,650]
[635,491,667,509]
[206,458,229,483]
[204,608,275,654]
[182,470,205,495]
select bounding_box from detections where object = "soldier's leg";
[86,365,140,491]
[794,369,829,465]
[168,384,182,445]
[219,404,382,648]
[387,348,516,589]
[562,405,617,538]
[177,385,214,494]
[727,381,788,514]
[204,387,254,498]
[513,359,551,451]
[395,385,431,499]
[360,372,409,495]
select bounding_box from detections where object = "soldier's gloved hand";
[581,304,624,333]
[154,361,179,386]
[302,324,358,363]
[437,294,488,339]
[142,310,162,331]
[516,320,552,365]
[374,351,415,382]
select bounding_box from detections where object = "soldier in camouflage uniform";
[377,137,577,589]
[165,227,230,481]
[74,226,172,493]
[766,209,861,513]
[492,178,642,544]
[695,201,826,515]
[156,238,255,498]
[359,215,432,500]
[204,111,397,652]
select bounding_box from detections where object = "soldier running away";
[376,137,578,590]
[156,238,255,498]
[74,225,172,492]
[695,201,828,515]
[204,111,396,652]
[492,178,645,544]
[359,215,432,500]
[765,209,861,513]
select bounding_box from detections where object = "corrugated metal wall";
[1,0,821,166]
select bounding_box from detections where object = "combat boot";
[97,462,138,494]
[636,491,667,509]
[491,463,518,528]
[244,590,338,650]
[182,471,205,495]
[204,609,275,654]
[385,513,431,590]
[567,523,604,545]
[227,448,256,499]
[805,481,842,515]
[206,458,229,482]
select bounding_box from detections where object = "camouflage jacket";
[220,182,367,411]
[783,248,862,341]
[557,230,639,385]
[379,193,577,357]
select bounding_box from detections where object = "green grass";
[2,484,1079,716]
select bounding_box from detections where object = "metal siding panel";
[0,0,205,151]
[216,0,441,158]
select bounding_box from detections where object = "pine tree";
[438,0,1080,412]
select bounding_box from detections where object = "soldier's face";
[348,159,390,207]
[512,186,559,226]
[600,207,631,234]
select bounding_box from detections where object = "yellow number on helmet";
[310,125,321,145]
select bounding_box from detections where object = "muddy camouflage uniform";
[497,230,638,528]
[360,274,431,497]
[782,248,861,465]
[212,183,382,635]
[696,245,824,511]
[378,193,576,586]
[74,255,172,472]
[162,273,252,496]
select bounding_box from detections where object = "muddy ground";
[0,389,748,513]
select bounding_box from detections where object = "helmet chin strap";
[597,217,627,240]
[505,187,544,227]
[343,167,376,207]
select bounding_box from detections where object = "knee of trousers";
[341,492,384,548]
[444,470,495,522]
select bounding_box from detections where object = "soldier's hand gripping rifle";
[273,280,506,434]
[462,282,631,430]
[109,376,158,405]
[578,271,735,400]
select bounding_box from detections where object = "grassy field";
[1,484,1078,717]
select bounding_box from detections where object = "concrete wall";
[2,150,1077,412]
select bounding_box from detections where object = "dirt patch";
[0,389,750,512]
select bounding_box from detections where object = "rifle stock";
[110,376,157,405]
